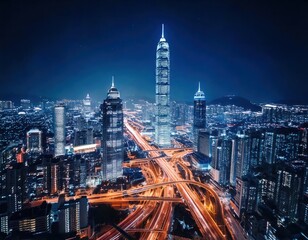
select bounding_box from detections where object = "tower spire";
[162,24,164,38]
[111,76,114,88]
[198,82,201,92]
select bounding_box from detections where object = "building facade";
[26,129,42,153]
[101,78,124,181]
[54,104,66,157]
[9,202,51,234]
[193,82,206,147]
[83,93,91,113]
[155,24,171,147]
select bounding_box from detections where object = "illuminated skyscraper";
[193,82,206,146]
[54,104,66,157]
[101,77,124,181]
[155,24,171,147]
[83,93,91,113]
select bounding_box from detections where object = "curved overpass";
[89,196,182,204]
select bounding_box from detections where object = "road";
[125,119,232,240]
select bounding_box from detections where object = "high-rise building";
[235,135,251,178]
[210,137,232,186]
[54,104,66,157]
[0,202,8,235]
[197,130,210,157]
[26,129,43,153]
[230,177,257,218]
[74,128,93,146]
[193,82,206,147]
[155,24,171,147]
[50,163,59,195]
[172,103,189,126]
[1,163,26,214]
[83,93,91,113]
[101,78,124,181]
[20,99,31,109]
[230,138,238,186]
[58,197,88,234]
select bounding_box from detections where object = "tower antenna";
[162,24,164,38]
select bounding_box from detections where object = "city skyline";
[1,2,308,238]
[1,1,308,104]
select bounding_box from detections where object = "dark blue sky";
[1,0,308,103]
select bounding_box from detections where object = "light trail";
[125,119,233,240]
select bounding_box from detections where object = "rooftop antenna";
[112,76,115,87]
[198,82,201,92]
[162,24,164,38]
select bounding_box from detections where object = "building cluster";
[0,79,126,238]
[0,151,98,237]
[6,196,89,239]
[196,106,308,239]
[0,101,14,110]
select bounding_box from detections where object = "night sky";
[1,0,308,103]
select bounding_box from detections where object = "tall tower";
[83,93,91,113]
[54,104,66,157]
[193,82,206,147]
[101,77,124,181]
[155,24,171,147]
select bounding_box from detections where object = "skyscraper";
[2,163,26,214]
[83,93,91,113]
[101,78,124,181]
[54,104,66,157]
[193,82,206,146]
[155,24,171,147]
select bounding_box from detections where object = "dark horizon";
[1,1,308,104]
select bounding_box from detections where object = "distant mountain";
[209,95,262,112]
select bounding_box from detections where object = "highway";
[125,119,233,239]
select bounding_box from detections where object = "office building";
[54,104,66,157]
[155,24,171,147]
[26,129,43,153]
[58,196,88,234]
[83,93,91,113]
[193,82,206,147]
[101,78,124,181]
[1,163,26,214]
[74,128,93,146]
